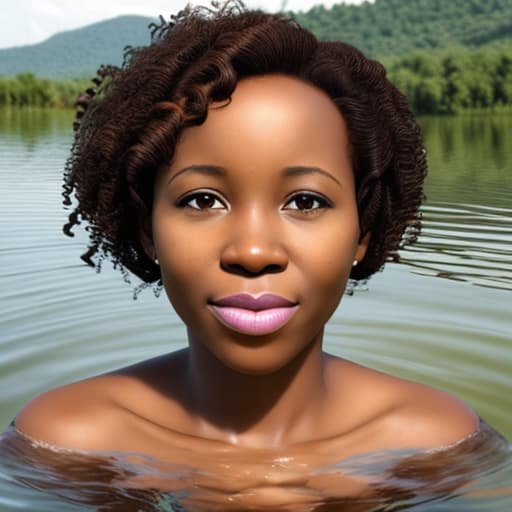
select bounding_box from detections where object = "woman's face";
[152,74,367,375]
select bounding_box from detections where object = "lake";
[0,109,511,510]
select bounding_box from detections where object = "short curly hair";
[63,0,426,287]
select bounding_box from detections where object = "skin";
[14,74,478,508]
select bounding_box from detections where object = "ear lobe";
[355,232,371,263]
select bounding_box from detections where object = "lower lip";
[209,305,299,336]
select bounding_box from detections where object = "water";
[0,109,511,510]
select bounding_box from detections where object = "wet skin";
[15,74,479,508]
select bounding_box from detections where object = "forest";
[293,0,512,57]
[0,0,511,114]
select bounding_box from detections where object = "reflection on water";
[0,109,511,511]
[0,420,510,511]
[421,115,511,209]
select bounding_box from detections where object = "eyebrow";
[167,164,341,186]
[282,166,341,186]
[167,165,226,185]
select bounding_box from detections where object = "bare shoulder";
[14,352,189,452]
[323,357,478,452]
[14,375,134,452]
[380,380,479,451]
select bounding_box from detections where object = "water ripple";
[0,110,511,511]
[400,202,512,290]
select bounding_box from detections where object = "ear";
[139,215,156,261]
[355,231,371,264]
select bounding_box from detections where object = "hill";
[0,0,511,79]
[293,0,512,57]
[0,15,155,78]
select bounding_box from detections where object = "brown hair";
[63,0,426,290]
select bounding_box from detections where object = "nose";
[220,211,288,277]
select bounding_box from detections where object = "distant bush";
[385,46,512,114]
[0,74,88,108]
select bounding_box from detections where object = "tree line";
[1,45,511,115]
[385,46,512,114]
[0,74,88,108]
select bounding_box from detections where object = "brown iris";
[294,194,316,210]
[195,193,217,209]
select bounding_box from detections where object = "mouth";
[209,293,299,336]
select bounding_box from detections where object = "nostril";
[221,262,285,277]
[220,263,245,276]
[264,263,286,274]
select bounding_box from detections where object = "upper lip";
[211,293,297,311]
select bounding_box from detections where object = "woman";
[11,1,488,508]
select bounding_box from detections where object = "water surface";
[0,110,511,510]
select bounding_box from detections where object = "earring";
[352,260,358,267]
[154,258,159,265]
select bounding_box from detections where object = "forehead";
[170,73,351,173]
[209,73,344,128]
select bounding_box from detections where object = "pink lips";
[209,293,299,336]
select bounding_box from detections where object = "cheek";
[153,211,211,273]
[297,222,358,310]
[311,251,352,309]
[303,222,358,279]
[152,219,205,315]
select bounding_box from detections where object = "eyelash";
[284,193,331,214]
[176,191,332,213]
[176,192,226,210]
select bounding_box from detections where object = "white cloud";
[0,0,371,49]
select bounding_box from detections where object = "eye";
[283,192,331,213]
[177,191,226,211]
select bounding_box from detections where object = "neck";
[183,330,328,449]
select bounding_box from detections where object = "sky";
[0,0,370,49]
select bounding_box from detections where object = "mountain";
[1,0,511,78]
[0,15,156,78]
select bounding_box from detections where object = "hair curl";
[63,0,427,288]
